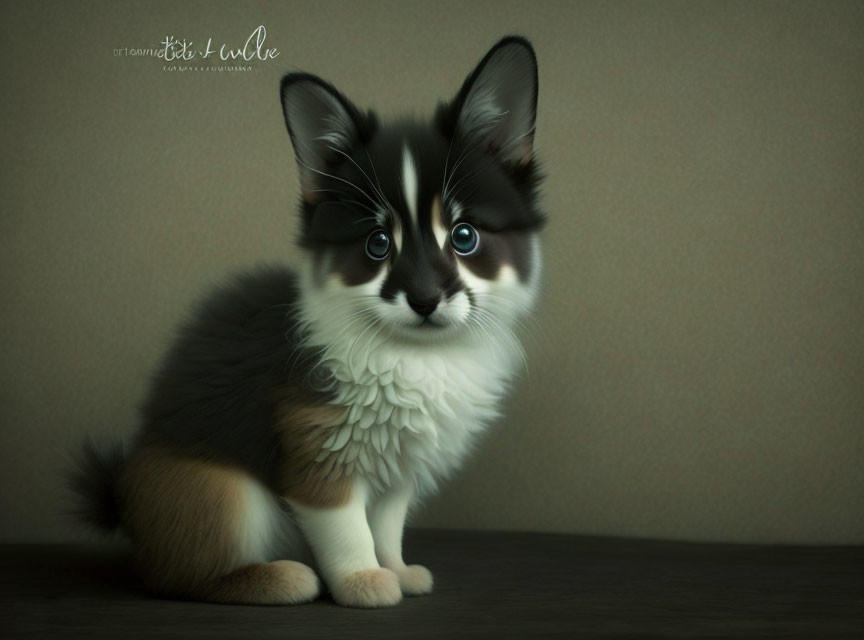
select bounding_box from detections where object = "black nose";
[407,297,439,318]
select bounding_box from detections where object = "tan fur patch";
[273,396,351,508]
[431,195,443,227]
[119,447,255,593]
[430,195,447,248]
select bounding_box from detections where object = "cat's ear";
[280,73,364,201]
[450,36,538,167]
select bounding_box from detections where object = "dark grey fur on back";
[138,266,332,486]
[69,267,332,530]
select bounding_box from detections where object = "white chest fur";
[296,251,536,497]
[309,330,521,496]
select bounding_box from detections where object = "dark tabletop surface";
[1,529,862,639]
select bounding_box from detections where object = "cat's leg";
[288,479,403,608]
[368,483,434,596]
[120,447,319,605]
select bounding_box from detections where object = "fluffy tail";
[67,439,128,533]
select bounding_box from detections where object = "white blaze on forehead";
[401,145,419,227]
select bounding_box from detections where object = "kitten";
[71,35,545,608]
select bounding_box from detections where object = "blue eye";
[450,222,479,255]
[365,229,391,261]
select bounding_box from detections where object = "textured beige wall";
[1,0,862,544]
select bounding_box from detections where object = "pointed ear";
[279,73,363,201]
[451,36,538,167]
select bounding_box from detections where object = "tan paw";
[270,560,321,604]
[395,564,434,596]
[331,568,403,608]
[200,560,320,605]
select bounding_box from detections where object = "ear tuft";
[279,73,362,200]
[452,36,538,167]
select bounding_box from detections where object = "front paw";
[394,564,433,596]
[331,568,403,608]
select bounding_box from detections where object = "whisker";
[443,138,489,204]
[363,146,397,220]
[310,189,383,218]
[295,157,382,211]
[440,134,457,202]
[326,146,390,217]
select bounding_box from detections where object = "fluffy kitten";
[71,35,545,608]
